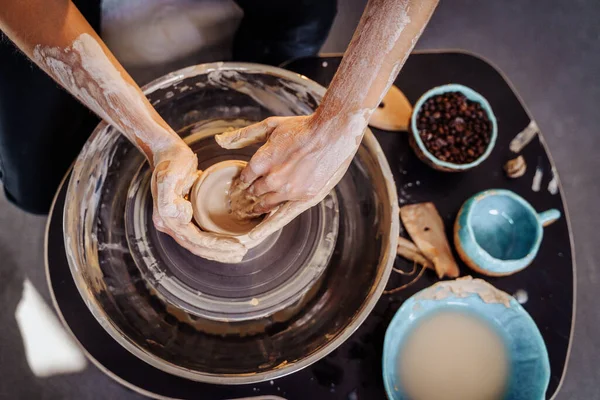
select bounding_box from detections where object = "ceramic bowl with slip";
[409,83,498,172]
[189,159,265,249]
[382,277,550,400]
[190,160,256,237]
[454,189,561,276]
[63,63,399,384]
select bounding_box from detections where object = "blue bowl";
[409,84,498,172]
[454,189,561,276]
[383,278,550,400]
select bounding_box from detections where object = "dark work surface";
[287,54,574,397]
[47,53,573,399]
[1,2,597,399]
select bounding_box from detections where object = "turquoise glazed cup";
[454,189,561,276]
[409,84,498,172]
[383,278,550,400]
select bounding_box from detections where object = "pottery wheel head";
[126,120,339,321]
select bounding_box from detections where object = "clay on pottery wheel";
[190,160,261,237]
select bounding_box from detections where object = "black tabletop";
[47,51,574,399]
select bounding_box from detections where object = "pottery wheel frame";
[125,130,340,321]
[59,62,399,385]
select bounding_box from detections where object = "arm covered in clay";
[218,0,439,220]
[0,0,246,262]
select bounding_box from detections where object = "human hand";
[150,142,247,263]
[216,113,367,219]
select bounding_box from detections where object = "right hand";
[216,114,360,244]
[216,114,362,218]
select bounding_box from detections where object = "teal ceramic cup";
[409,84,498,172]
[382,278,550,400]
[454,189,561,276]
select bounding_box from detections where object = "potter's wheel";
[62,63,398,384]
[126,120,339,321]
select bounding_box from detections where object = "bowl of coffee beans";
[409,84,497,172]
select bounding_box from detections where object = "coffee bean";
[416,91,492,164]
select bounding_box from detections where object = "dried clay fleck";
[504,155,527,178]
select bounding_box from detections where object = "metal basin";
[63,62,399,384]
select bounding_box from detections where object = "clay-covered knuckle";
[302,187,320,199]
[253,175,280,196]
[242,151,271,183]
[176,199,194,222]
[156,195,192,225]
[283,174,317,200]
[279,182,293,195]
[151,212,168,232]
[264,116,279,126]
[152,160,170,180]
[286,180,324,204]
[252,144,274,165]
[251,201,272,216]
[239,165,259,185]
[263,191,288,209]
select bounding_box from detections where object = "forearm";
[0,0,184,164]
[315,0,438,130]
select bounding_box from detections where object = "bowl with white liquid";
[383,277,550,400]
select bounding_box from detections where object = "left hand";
[151,142,248,262]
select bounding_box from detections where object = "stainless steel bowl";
[63,63,399,384]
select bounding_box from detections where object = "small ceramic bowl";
[409,84,498,172]
[454,189,561,276]
[191,160,260,236]
[383,277,550,400]
[190,160,268,249]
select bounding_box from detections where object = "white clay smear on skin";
[399,311,509,400]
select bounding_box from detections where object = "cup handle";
[538,209,561,227]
